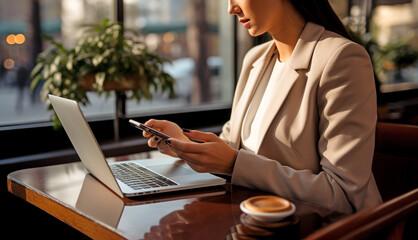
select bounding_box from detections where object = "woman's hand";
[166,129,238,175]
[142,119,192,158]
[142,119,238,175]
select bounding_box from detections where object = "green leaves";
[30,19,176,127]
[95,72,106,91]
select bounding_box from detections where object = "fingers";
[157,140,173,155]
[147,136,162,148]
[142,119,163,137]
[182,129,219,143]
[166,138,204,154]
[144,119,189,142]
[165,139,212,172]
[139,119,185,159]
[142,130,153,138]
[144,119,169,130]
[166,137,238,175]
[143,119,163,138]
[148,136,177,157]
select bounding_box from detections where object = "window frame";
[0,0,239,164]
[0,104,232,161]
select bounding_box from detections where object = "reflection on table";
[7,162,347,239]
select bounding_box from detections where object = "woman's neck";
[270,9,306,62]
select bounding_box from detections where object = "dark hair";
[290,0,353,40]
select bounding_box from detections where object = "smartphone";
[129,119,171,139]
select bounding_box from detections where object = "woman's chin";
[247,29,266,37]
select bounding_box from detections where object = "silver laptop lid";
[48,94,124,198]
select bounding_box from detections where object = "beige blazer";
[220,22,382,213]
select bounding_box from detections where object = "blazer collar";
[230,22,325,150]
[288,22,325,70]
[255,22,325,152]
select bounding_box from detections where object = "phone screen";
[129,119,171,139]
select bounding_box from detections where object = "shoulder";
[304,27,375,96]
[306,28,373,83]
[314,31,375,97]
[290,22,369,70]
[315,30,369,61]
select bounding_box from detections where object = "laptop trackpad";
[147,164,196,177]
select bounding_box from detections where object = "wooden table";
[7,161,346,239]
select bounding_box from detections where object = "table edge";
[7,173,126,240]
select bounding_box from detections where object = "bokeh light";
[15,34,26,44]
[6,34,16,44]
[163,32,175,43]
[6,34,26,45]
[4,59,15,69]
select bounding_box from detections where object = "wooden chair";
[373,122,418,201]
[304,122,418,240]
[303,188,418,240]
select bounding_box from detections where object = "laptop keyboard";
[110,163,178,190]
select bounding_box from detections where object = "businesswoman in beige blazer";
[143,0,382,213]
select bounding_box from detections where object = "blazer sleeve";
[231,42,380,213]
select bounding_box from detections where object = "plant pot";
[78,74,145,91]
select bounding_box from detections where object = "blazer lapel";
[230,22,325,150]
[254,65,300,153]
[254,22,325,152]
[230,42,276,148]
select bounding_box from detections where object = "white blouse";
[241,54,286,152]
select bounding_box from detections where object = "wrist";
[226,148,239,175]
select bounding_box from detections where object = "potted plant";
[30,19,176,128]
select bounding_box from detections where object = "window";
[369,1,418,89]
[0,0,114,126]
[124,0,234,116]
[0,0,236,160]
[0,0,234,126]
[330,0,418,92]
[339,0,418,123]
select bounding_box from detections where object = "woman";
[143,0,382,213]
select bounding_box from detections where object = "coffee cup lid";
[243,195,292,213]
[240,195,296,222]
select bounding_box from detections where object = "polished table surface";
[7,160,347,240]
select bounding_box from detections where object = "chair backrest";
[373,122,418,201]
[306,122,418,240]
[303,188,418,240]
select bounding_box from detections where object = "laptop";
[48,94,226,198]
